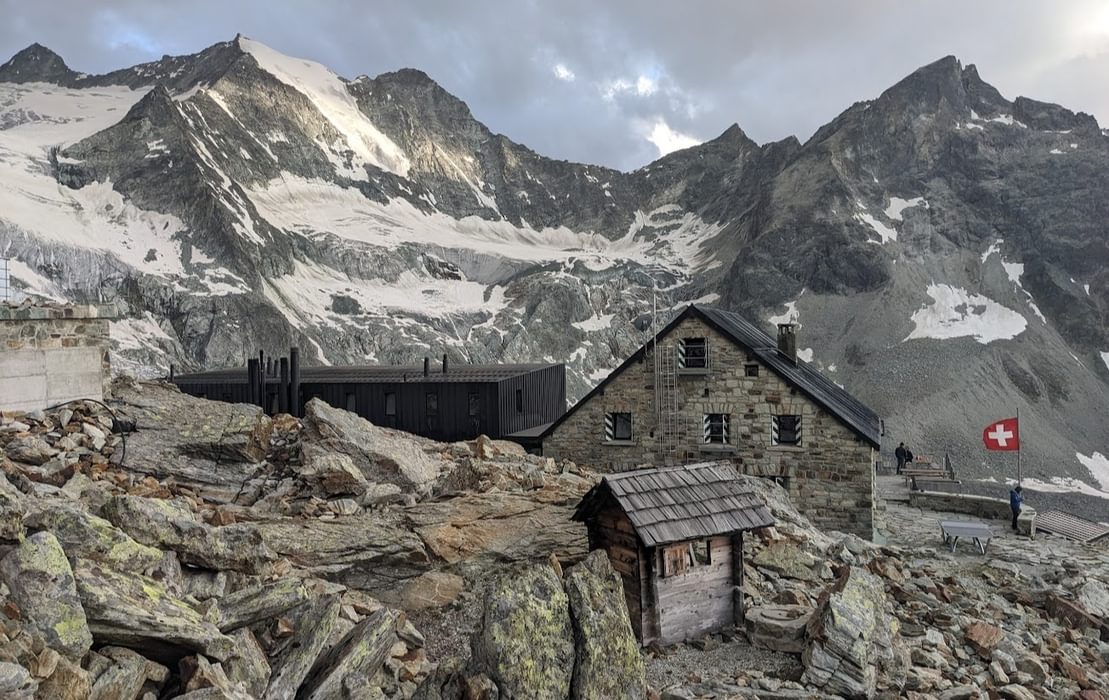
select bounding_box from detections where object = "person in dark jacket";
[895,443,907,474]
[1009,486,1023,531]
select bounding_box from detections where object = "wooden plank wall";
[653,535,734,644]
[586,507,643,640]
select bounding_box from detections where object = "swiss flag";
[983,417,1020,451]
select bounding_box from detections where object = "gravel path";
[645,636,802,691]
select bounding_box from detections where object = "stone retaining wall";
[908,490,1037,537]
[0,304,116,412]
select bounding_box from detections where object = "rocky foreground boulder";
[0,380,595,698]
[427,551,646,700]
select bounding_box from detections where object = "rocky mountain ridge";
[1,37,1108,492]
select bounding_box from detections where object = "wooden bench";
[940,520,993,555]
[912,478,962,492]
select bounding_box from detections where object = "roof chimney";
[442,353,448,374]
[423,357,430,377]
[777,323,797,363]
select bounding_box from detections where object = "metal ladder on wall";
[656,342,678,457]
[0,257,9,302]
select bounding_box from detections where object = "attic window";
[745,364,759,377]
[604,412,633,442]
[772,415,802,446]
[678,337,708,370]
[703,413,730,444]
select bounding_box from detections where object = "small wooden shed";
[572,462,775,646]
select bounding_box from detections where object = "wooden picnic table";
[940,520,993,555]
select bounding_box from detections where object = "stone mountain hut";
[544,304,881,539]
[572,462,774,646]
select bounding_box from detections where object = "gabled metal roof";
[573,462,775,547]
[697,306,882,447]
[541,304,881,447]
[174,363,558,385]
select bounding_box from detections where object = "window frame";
[744,364,760,377]
[384,392,397,417]
[703,412,730,445]
[515,388,523,414]
[604,411,634,444]
[677,337,710,373]
[660,539,712,578]
[772,414,803,447]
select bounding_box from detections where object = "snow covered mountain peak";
[1,39,1109,494]
[235,36,411,178]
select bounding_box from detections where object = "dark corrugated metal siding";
[496,364,566,436]
[174,363,564,443]
[296,379,501,443]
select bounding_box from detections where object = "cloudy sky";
[2,1,1107,170]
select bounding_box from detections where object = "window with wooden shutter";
[604,412,633,442]
[772,415,802,446]
[662,544,691,577]
[677,337,708,370]
[703,413,729,444]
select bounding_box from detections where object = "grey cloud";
[1,0,1106,170]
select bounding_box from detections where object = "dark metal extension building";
[172,353,566,444]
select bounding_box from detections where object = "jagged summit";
[0,42,77,84]
[1,41,1107,493]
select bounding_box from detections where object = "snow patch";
[796,348,814,363]
[572,313,614,332]
[855,204,897,244]
[1012,476,1109,502]
[1077,452,1109,492]
[1102,352,1109,371]
[883,196,927,221]
[769,297,801,326]
[905,284,1027,344]
[248,175,721,274]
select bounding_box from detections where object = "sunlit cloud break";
[553,63,575,82]
[646,119,700,157]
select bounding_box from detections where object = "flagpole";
[1017,407,1022,487]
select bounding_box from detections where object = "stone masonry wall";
[0,304,114,413]
[544,317,876,538]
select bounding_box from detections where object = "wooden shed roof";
[573,462,775,547]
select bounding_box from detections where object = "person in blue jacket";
[1009,486,1023,531]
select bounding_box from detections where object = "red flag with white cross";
[983,417,1020,451]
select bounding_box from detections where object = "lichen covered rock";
[0,531,92,658]
[73,558,234,662]
[24,502,164,572]
[802,566,903,699]
[471,563,574,699]
[565,550,646,700]
[102,495,275,574]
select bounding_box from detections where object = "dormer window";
[678,337,708,371]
